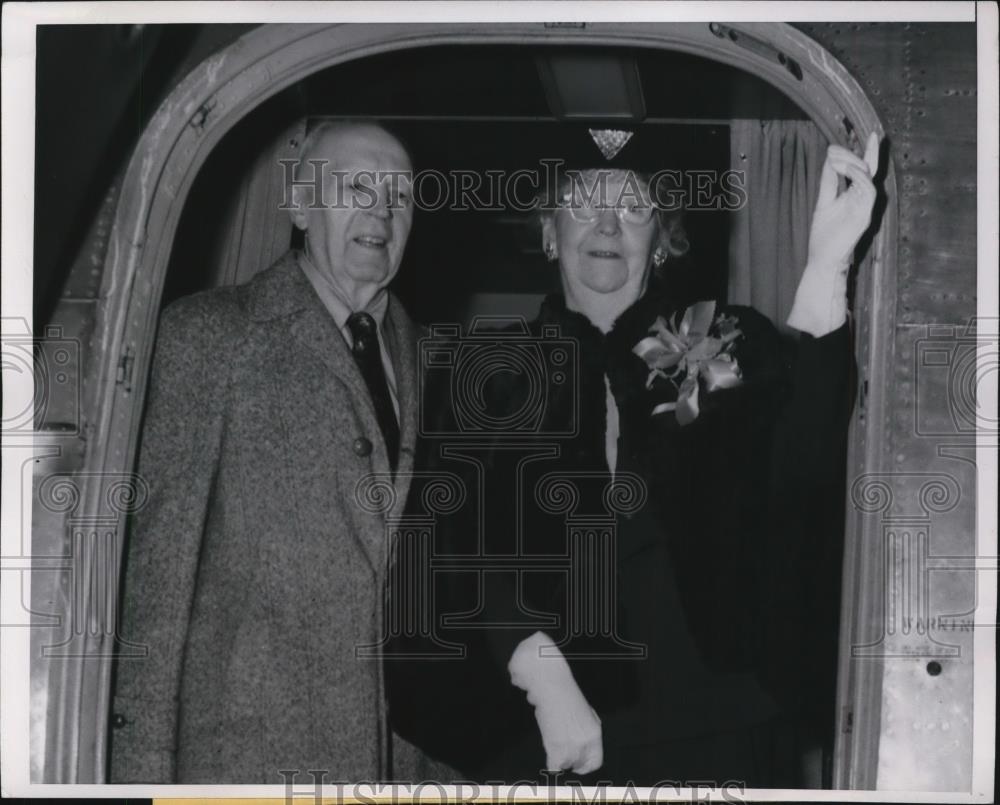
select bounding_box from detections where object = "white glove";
[508,631,603,774]
[788,132,879,337]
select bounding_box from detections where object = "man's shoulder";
[162,284,242,326]
[160,252,303,332]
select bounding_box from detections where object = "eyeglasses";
[557,192,657,226]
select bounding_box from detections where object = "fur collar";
[535,282,788,426]
[536,280,690,418]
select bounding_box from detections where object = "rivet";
[927,661,943,676]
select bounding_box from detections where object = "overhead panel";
[536,52,646,121]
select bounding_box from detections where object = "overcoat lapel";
[384,295,420,519]
[289,304,380,438]
[288,289,391,458]
[246,254,399,570]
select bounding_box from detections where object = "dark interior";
[165,44,809,325]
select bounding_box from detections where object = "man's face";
[293,125,414,302]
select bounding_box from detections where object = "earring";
[544,244,558,262]
[652,249,666,268]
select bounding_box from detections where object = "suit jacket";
[110,252,437,783]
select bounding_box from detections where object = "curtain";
[212,117,307,289]
[728,119,829,329]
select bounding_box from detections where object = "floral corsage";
[632,300,743,425]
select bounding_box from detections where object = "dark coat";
[388,281,852,784]
[110,252,442,783]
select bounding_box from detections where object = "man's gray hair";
[297,119,412,165]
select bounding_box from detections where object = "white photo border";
[1,1,995,801]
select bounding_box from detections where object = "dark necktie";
[346,312,400,473]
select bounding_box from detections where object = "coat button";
[353,437,373,457]
[112,713,127,729]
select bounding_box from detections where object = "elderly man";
[110,121,436,783]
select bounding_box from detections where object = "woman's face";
[543,170,662,312]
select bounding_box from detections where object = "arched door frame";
[62,21,895,786]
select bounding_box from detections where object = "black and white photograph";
[1,2,996,801]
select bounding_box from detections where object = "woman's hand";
[808,132,880,269]
[508,631,603,774]
[788,131,880,337]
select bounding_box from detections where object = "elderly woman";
[390,132,879,788]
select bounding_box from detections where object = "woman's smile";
[586,247,623,259]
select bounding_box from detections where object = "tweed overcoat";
[110,252,433,783]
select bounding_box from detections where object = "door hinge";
[709,22,803,80]
[116,345,134,392]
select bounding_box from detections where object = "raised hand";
[788,131,881,337]
[807,131,880,270]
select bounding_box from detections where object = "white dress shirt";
[297,252,400,420]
